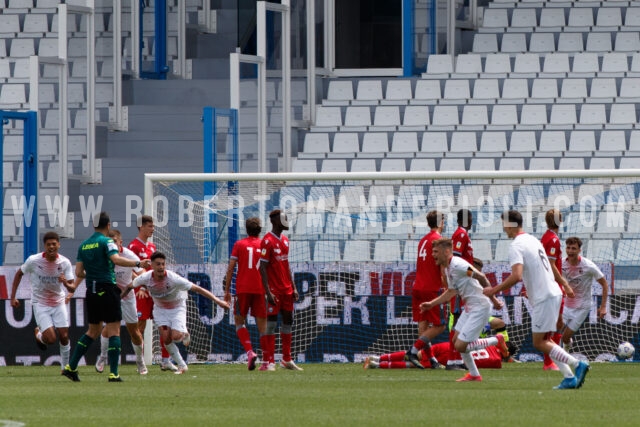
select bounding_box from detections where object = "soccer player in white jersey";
[10,231,75,372]
[484,210,590,390]
[124,251,230,374]
[561,237,609,352]
[419,238,508,382]
[95,229,148,375]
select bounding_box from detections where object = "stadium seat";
[498,158,525,171]
[478,131,507,155]
[354,213,384,237]
[494,240,511,262]
[450,132,478,154]
[425,54,454,77]
[308,186,336,209]
[601,52,629,74]
[597,7,622,28]
[291,159,318,173]
[540,8,566,29]
[543,53,570,75]
[609,104,637,127]
[0,15,20,35]
[355,80,383,104]
[374,240,401,262]
[431,105,459,128]
[568,131,596,155]
[571,52,599,76]
[500,34,527,53]
[520,104,548,127]
[321,159,347,173]
[372,106,401,131]
[531,79,558,102]
[590,78,617,100]
[469,158,496,172]
[596,209,625,234]
[558,33,584,53]
[413,80,441,104]
[439,158,466,172]
[626,212,640,233]
[343,240,371,262]
[473,33,499,53]
[313,241,341,262]
[586,239,614,262]
[568,8,594,29]
[457,184,485,207]
[337,186,366,208]
[361,133,389,157]
[558,158,585,170]
[578,104,606,127]
[4,242,23,265]
[384,80,412,104]
[539,131,567,155]
[403,105,430,130]
[315,106,342,129]
[529,157,556,171]
[331,133,360,155]
[380,158,406,172]
[368,185,395,205]
[513,53,541,75]
[615,33,640,52]
[0,84,27,108]
[443,79,470,102]
[549,104,577,127]
[390,132,419,154]
[586,32,612,52]
[325,212,354,237]
[427,185,455,206]
[483,53,512,76]
[350,158,377,173]
[344,106,372,129]
[473,239,493,261]
[502,79,529,101]
[302,133,330,158]
[490,105,518,128]
[280,186,307,205]
[461,105,488,127]
[560,78,588,102]
[326,81,354,105]
[589,158,615,169]
[420,132,448,155]
[410,158,436,171]
[398,185,426,208]
[619,78,640,102]
[403,240,418,262]
[471,79,500,103]
[482,9,508,30]
[511,8,537,29]
[577,183,605,205]
[508,131,537,154]
[488,184,514,208]
[454,54,482,76]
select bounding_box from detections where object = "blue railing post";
[402,0,414,77]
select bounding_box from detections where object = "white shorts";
[152,304,187,333]
[455,304,491,343]
[121,295,138,324]
[33,302,69,331]
[562,306,590,332]
[531,295,562,333]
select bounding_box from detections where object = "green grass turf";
[0,362,638,426]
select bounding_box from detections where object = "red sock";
[448,330,462,363]
[380,361,408,369]
[160,340,169,358]
[260,335,270,364]
[281,333,292,362]
[552,332,562,345]
[268,335,276,363]
[236,327,253,352]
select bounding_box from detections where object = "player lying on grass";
[124,251,230,374]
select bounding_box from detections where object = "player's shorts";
[267,292,294,317]
[85,283,121,325]
[153,304,187,333]
[530,294,562,333]
[136,288,154,321]
[562,306,590,332]
[120,293,139,324]
[234,293,267,319]
[454,304,491,343]
[33,302,69,331]
[412,289,446,324]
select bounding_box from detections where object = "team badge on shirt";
[456,241,462,249]
[261,248,267,256]
[550,247,556,255]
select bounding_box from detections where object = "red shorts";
[136,288,154,321]
[234,293,267,319]
[412,289,446,325]
[267,293,295,316]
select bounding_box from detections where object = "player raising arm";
[10,231,75,373]
[420,238,507,382]
[125,251,229,374]
[561,237,609,352]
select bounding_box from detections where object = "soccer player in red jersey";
[405,210,446,369]
[128,215,173,372]
[223,217,267,371]
[446,208,474,370]
[259,209,302,371]
[540,209,574,371]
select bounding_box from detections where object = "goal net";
[145,170,640,364]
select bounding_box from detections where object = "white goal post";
[143,169,640,364]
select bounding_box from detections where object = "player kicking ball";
[124,252,230,374]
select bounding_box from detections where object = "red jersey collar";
[42,252,59,259]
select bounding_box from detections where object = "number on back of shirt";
[538,249,550,272]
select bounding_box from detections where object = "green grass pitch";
[0,363,638,426]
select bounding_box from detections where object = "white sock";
[100,335,109,359]
[461,352,480,377]
[164,342,185,367]
[132,343,143,361]
[549,345,579,368]
[60,343,71,367]
[466,337,497,352]
[36,330,44,344]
